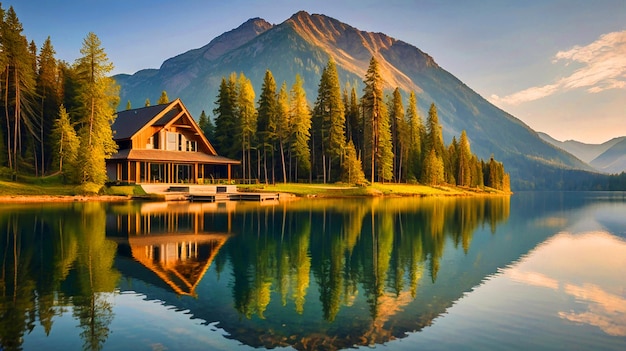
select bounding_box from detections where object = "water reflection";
[108,202,231,296]
[3,194,623,351]
[0,203,119,351]
[110,197,512,350]
[509,231,626,337]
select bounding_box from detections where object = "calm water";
[1,192,625,351]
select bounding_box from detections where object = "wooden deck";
[189,192,279,202]
[139,184,282,203]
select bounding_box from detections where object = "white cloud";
[491,30,626,106]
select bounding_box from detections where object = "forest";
[0,5,118,191]
[204,57,510,191]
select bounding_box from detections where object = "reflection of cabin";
[106,99,239,184]
[109,203,231,296]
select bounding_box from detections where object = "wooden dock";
[188,192,280,202]
[139,184,282,203]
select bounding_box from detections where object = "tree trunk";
[279,140,287,184]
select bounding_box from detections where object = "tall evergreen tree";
[51,104,78,180]
[406,91,422,182]
[125,100,131,110]
[457,130,472,187]
[276,81,290,183]
[312,58,345,183]
[157,90,169,104]
[362,57,392,183]
[236,73,256,181]
[73,32,119,185]
[289,74,311,181]
[213,75,238,158]
[36,36,60,175]
[341,140,366,185]
[344,84,361,150]
[2,6,38,176]
[389,88,407,182]
[256,70,278,184]
[197,110,215,141]
[422,148,444,185]
[425,103,445,159]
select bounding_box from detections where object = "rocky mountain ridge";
[114,11,596,189]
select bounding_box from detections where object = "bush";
[74,182,102,195]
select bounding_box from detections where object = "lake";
[1,192,625,351]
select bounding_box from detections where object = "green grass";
[0,171,146,196]
[0,168,507,198]
[238,182,509,197]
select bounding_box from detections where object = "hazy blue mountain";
[590,138,626,174]
[538,132,626,174]
[537,132,624,163]
[114,11,595,189]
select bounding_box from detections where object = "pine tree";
[36,36,60,176]
[378,99,393,182]
[73,32,119,186]
[198,110,215,141]
[422,148,444,185]
[236,73,256,181]
[448,136,459,185]
[421,103,447,185]
[347,86,361,151]
[289,74,311,181]
[389,88,407,182]
[51,104,78,179]
[341,140,366,185]
[125,100,131,110]
[362,57,393,183]
[312,58,345,183]
[213,75,238,158]
[457,130,472,187]
[425,103,445,159]
[157,90,169,104]
[2,6,38,176]
[276,81,290,183]
[256,70,278,184]
[406,91,422,182]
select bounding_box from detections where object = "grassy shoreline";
[0,177,510,203]
[238,182,510,197]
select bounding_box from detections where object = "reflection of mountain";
[107,202,231,296]
[112,196,551,351]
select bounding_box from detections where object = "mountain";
[114,11,596,189]
[590,138,626,174]
[538,132,626,174]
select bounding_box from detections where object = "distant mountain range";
[538,133,626,174]
[114,11,599,189]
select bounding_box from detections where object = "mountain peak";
[284,11,424,92]
[160,17,272,71]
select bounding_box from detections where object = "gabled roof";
[111,98,218,155]
[112,103,170,140]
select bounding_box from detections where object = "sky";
[11,0,626,144]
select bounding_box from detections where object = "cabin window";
[186,140,197,152]
[166,132,177,151]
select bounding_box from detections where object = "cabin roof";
[112,103,170,140]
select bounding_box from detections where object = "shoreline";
[0,195,132,203]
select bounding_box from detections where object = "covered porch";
[106,149,240,184]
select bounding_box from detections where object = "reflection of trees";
[0,203,119,351]
[224,196,510,350]
[68,203,120,351]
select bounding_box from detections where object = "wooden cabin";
[106,99,239,184]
